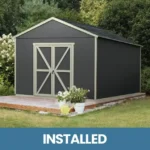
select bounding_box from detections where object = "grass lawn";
[0,97,150,127]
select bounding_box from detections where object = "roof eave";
[13,17,98,39]
[98,36,142,47]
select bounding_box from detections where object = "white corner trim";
[55,47,70,70]
[14,38,16,94]
[33,43,75,47]
[94,37,98,100]
[14,17,98,38]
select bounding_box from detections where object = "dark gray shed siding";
[16,20,95,98]
[17,20,92,39]
[97,38,140,99]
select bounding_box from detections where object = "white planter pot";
[58,100,66,108]
[74,103,85,114]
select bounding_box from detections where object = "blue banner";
[0,128,149,150]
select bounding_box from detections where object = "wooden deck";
[0,93,145,114]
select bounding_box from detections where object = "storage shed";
[14,17,141,99]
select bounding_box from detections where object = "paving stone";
[38,111,50,115]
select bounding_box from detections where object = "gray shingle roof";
[64,20,140,46]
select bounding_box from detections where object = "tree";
[0,0,24,36]
[17,0,61,32]
[57,9,81,22]
[99,0,146,38]
[42,0,81,10]
[54,0,81,10]
[80,0,107,26]
[131,6,150,67]
[0,34,14,86]
[17,0,81,32]
[43,0,51,5]
[99,0,150,67]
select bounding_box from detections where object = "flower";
[6,67,9,71]
[8,33,12,38]
[8,44,12,48]
[2,41,6,46]
[57,90,70,102]
[0,33,14,86]
[8,40,13,44]
[58,91,62,96]
[1,50,5,54]
[2,34,7,39]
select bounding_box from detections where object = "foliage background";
[0,0,150,93]
[1,0,149,67]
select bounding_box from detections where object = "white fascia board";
[99,35,142,47]
[13,17,98,38]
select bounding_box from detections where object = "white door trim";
[51,46,55,95]
[55,47,70,70]
[33,43,75,47]
[33,43,74,97]
[70,44,74,87]
[36,47,51,70]
[37,71,51,94]
[55,72,67,91]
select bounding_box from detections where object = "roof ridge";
[63,19,141,47]
[14,17,141,47]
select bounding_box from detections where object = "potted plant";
[57,91,70,108]
[68,86,89,114]
[60,105,72,115]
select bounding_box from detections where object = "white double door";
[33,43,74,96]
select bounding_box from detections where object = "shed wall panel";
[97,38,140,99]
[16,38,95,98]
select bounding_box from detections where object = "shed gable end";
[17,20,95,39]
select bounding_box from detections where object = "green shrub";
[141,67,150,94]
[0,33,14,86]
[0,85,14,96]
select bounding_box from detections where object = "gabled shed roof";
[63,20,136,46]
[14,17,141,47]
